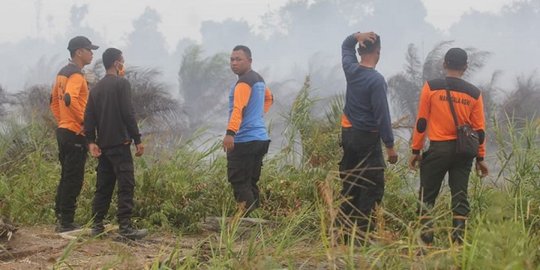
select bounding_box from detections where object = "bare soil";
[0,225,211,269]
[0,217,272,269]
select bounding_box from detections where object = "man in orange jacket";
[409,48,489,245]
[50,36,98,232]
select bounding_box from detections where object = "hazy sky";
[0,0,520,50]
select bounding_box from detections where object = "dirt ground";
[0,217,274,269]
[0,224,216,269]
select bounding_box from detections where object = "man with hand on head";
[222,45,273,217]
[50,36,98,233]
[84,48,147,240]
[338,31,398,242]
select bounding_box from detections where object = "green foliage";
[1,73,540,269]
[281,76,342,168]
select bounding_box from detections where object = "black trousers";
[226,140,270,212]
[92,144,135,223]
[339,128,385,231]
[55,128,87,225]
[419,141,474,217]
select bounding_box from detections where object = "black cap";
[67,36,99,51]
[444,48,467,69]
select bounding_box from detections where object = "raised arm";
[341,32,377,75]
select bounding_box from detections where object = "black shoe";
[419,217,434,245]
[55,223,81,233]
[452,218,466,244]
[119,226,148,240]
[420,231,434,245]
[91,223,105,237]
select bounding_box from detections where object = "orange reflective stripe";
[471,94,486,157]
[341,114,352,128]
[227,82,251,133]
[264,87,273,113]
[49,77,65,124]
[411,83,431,151]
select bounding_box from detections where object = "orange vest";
[49,63,89,134]
[411,78,486,158]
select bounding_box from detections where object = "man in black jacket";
[84,48,147,240]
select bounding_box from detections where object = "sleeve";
[84,94,97,144]
[64,73,86,124]
[226,82,251,135]
[264,87,273,113]
[50,80,60,124]
[411,82,432,154]
[119,80,142,144]
[371,78,394,148]
[341,34,359,76]
[471,93,486,160]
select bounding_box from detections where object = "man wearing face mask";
[50,36,99,232]
[84,48,147,240]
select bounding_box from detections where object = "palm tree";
[124,67,184,133]
[12,84,54,127]
[178,45,234,131]
[500,73,540,126]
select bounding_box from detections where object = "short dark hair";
[444,48,468,70]
[357,35,381,55]
[233,45,252,58]
[102,48,123,70]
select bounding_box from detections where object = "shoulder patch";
[427,79,446,91]
[58,63,82,78]
[237,70,264,87]
[428,77,481,100]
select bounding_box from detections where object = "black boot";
[419,217,434,245]
[451,217,466,244]
[55,213,80,233]
[55,222,80,233]
[91,221,105,237]
[118,219,147,240]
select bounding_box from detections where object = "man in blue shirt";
[222,45,273,216]
[338,32,398,241]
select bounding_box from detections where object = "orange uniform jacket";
[50,63,89,134]
[411,77,486,160]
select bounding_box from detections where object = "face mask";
[117,62,125,77]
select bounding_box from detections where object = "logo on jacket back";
[439,94,471,106]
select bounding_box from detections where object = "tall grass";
[0,83,539,269]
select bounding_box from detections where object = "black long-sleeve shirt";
[84,74,141,148]
[341,34,394,148]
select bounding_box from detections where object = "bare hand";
[89,143,101,158]
[408,154,422,170]
[222,135,235,152]
[135,143,144,157]
[386,147,398,164]
[476,160,489,177]
[355,31,377,47]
